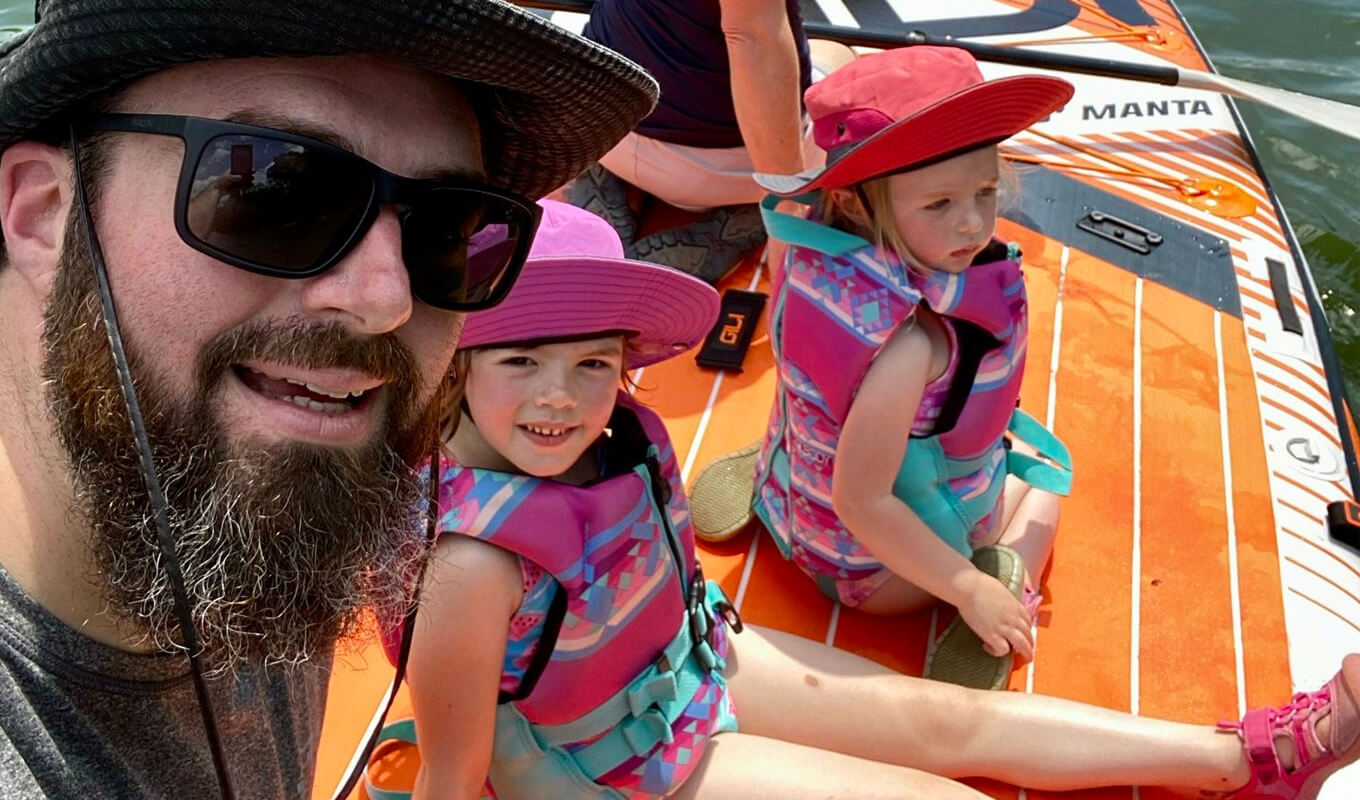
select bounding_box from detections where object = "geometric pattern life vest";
[438,393,737,798]
[752,200,1070,582]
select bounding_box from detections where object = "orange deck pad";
[314,225,1285,798]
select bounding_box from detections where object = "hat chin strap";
[69,124,238,800]
[69,124,440,800]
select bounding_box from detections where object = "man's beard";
[40,221,446,672]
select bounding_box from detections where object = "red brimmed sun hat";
[457,200,721,369]
[755,46,1074,197]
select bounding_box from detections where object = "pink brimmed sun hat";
[457,200,721,369]
[755,46,1074,197]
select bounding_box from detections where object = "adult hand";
[956,570,1034,662]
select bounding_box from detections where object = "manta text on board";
[1082,99,1214,120]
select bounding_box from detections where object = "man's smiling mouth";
[234,365,379,414]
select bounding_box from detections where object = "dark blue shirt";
[585,0,812,149]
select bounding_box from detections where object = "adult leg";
[808,38,856,77]
[671,733,991,800]
[724,624,1255,793]
[628,203,767,285]
[559,162,641,245]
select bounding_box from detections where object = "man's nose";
[299,208,414,333]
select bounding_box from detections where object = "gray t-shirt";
[0,563,331,799]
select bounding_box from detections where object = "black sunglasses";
[83,113,542,312]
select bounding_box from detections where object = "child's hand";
[957,571,1034,662]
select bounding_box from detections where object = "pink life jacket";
[412,392,738,798]
[752,201,1070,581]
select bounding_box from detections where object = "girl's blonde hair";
[818,178,915,265]
[817,152,1019,271]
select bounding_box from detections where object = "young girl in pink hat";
[683,43,1082,692]
[368,199,1360,800]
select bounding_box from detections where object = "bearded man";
[0,1,655,797]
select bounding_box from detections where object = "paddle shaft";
[520,0,1360,140]
[519,0,1180,83]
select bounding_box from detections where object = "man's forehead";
[115,54,484,177]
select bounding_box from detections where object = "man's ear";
[0,141,73,297]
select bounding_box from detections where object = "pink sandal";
[1219,654,1360,799]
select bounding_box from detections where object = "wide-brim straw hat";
[756,46,1072,197]
[0,0,660,199]
[458,200,720,370]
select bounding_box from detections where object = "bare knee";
[896,680,991,776]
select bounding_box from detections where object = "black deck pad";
[1004,164,1241,317]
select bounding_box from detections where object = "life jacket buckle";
[626,673,679,719]
[713,597,744,634]
[621,709,674,757]
[644,454,673,505]
[688,597,712,646]
[693,640,721,672]
[687,569,715,648]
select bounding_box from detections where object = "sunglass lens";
[186,135,371,272]
[403,190,531,311]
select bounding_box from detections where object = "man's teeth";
[281,395,350,414]
[283,376,363,401]
[526,425,567,437]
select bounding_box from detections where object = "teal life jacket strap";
[559,581,730,779]
[1004,408,1074,497]
[361,582,733,798]
[890,410,1073,560]
[759,193,871,256]
[534,607,714,750]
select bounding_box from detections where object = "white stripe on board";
[811,0,859,27]
[825,601,842,647]
[1044,247,1070,435]
[880,0,916,23]
[733,530,762,612]
[1216,311,1249,718]
[682,377,728,483]
[1026,244,1070,700]
[1017,244,1071,800]
[923,606,940,698]
[1132,278,1144,719]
